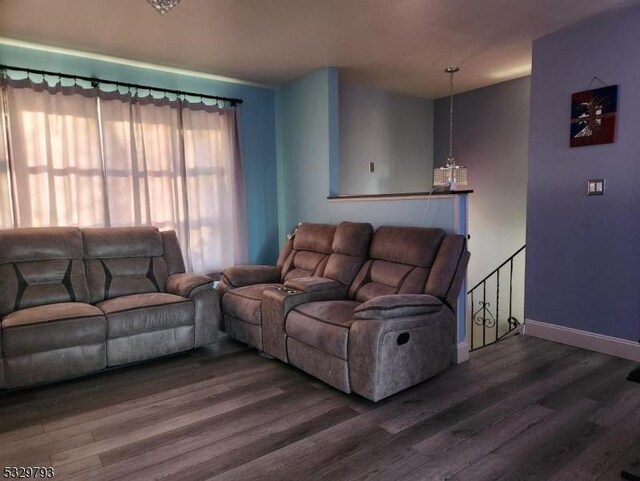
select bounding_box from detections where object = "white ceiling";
[0,0,633,97]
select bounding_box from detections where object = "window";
[0,76,247,272]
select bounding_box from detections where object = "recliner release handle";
[397,332,410,345]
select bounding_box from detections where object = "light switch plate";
[587,179,605,196]
[369,162,375,173]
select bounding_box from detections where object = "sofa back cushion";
[323,222,373,286]
[83,227,169,303]
[161,230,186,275]
[349,226,445,302]
[425,234,469,307]
[281,223,336,282]
[0,227,89,317]
[276,237,294,269]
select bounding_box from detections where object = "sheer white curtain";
[99,94,190,257]
[0,87,12,228]
[0,77,248,272]
[182,105,247,272]
[99,94,247,271]
[4,79,106,227]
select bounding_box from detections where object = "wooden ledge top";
[327,190,473,201]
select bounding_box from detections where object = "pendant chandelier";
[433,67,468,191]
[147,0,181,15]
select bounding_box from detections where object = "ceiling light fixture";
[433,66,468,191]
[147,0,181,15]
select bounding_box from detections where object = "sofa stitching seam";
[354,302,441,314]
[289,308,353,329]
[101,299,191,315]
[4,314,106,329]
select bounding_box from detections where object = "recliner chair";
[217,222,373,351]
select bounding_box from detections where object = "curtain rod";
[0,64,243,106]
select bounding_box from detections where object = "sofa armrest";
[166,273,219,347]
[353,294,445,321]
[284,276,342,293]
[221,265,281,287]
[349,305,455,401]
[261,284,348,362]
[166,273,213,298]
[0,328,4,389]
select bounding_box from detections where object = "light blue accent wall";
[275,67,338,238]
[275,66,469,343]
[328,197,455,231]
[526,5,640,342]
[0,43,280,265]
[328,70,340,196]
[339,81,434,196]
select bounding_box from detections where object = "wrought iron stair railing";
[468,245,526,352]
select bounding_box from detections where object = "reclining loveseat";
[0,226,217,388]
[218,222,469,401]
[217,222,373,355]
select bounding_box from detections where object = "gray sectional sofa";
[218,222,469,401]
[0,226,217,388]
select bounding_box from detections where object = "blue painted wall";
[275,67,465,236]
[328,197,457,232]
[275,67,339,240]
[0,43,280,265]
[434,77,530,288]
[526,5,640,342]
[340,81,434,196]
[275,69,468,343]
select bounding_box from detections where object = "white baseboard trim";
[525,319,640,362]
[452,341,469,364]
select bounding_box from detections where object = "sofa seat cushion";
[97,293,194,339]
[1,302,106,356]
[221,284,282,325]
[286,300,360,360]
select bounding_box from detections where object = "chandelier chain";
[448,71,454,163]
[433,66,467,189]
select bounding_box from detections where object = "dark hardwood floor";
[1,334,639,481]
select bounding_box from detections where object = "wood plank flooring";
[1,334,639,481]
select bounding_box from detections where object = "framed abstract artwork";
[570,85,618,148]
